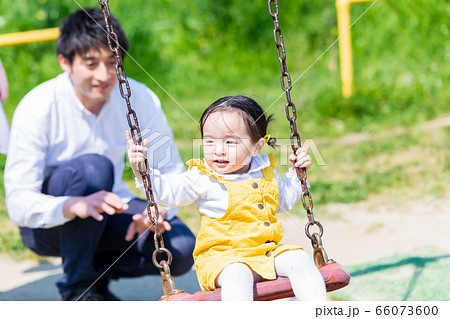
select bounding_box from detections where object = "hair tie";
[264,134,272,144]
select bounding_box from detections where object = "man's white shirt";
[5,72,184,228]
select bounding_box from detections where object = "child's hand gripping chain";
[288,147,312,171]
[125,130,171,239]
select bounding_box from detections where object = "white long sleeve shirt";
[5,72,184,228]
[137,154,304,219]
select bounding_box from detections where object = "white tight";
[216,249,327,301]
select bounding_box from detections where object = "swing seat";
[162,260,350,301]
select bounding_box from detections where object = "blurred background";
[0,0,448,301]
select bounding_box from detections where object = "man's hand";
[63,190,129,222]
[125,206,172,241]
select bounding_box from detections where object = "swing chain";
[268,0,327,260]
[98,0,181,298]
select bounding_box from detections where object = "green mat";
[329,250,450,301]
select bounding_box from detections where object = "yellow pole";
[0,27,59,47]
[336,0,353,98]
[336,0,381,97]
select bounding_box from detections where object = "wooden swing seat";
[163,260,350,301]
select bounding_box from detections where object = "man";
[4,8,195,301]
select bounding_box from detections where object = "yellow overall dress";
[187,154,302,291]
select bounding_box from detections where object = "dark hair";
[200,95,277,146]
[56,8,129,64]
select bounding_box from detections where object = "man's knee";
[169,250,195,276]
[19,227,60,257]
[44,154,114,196]
[163,217,196,276]
[77,154,114,193]
[167,233,195,276]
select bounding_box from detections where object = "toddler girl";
[127,95,327,301]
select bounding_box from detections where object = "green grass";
[0,0,448,257]
[329,249,450,301]
[0,155,29,258]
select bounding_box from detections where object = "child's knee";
[217,263,253,287]
[278,249,311,264]
[275,249,317,275]
[217,263,254,301]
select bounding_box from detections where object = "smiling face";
[58,45,117,115]
[202,110,265,175]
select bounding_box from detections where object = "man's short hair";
[56,8,129,64]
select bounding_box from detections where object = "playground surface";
[0,194,449,301]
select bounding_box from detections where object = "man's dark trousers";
[19,154,195,299]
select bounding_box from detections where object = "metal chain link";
[268,0,328,262]
[98,0,182,298]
